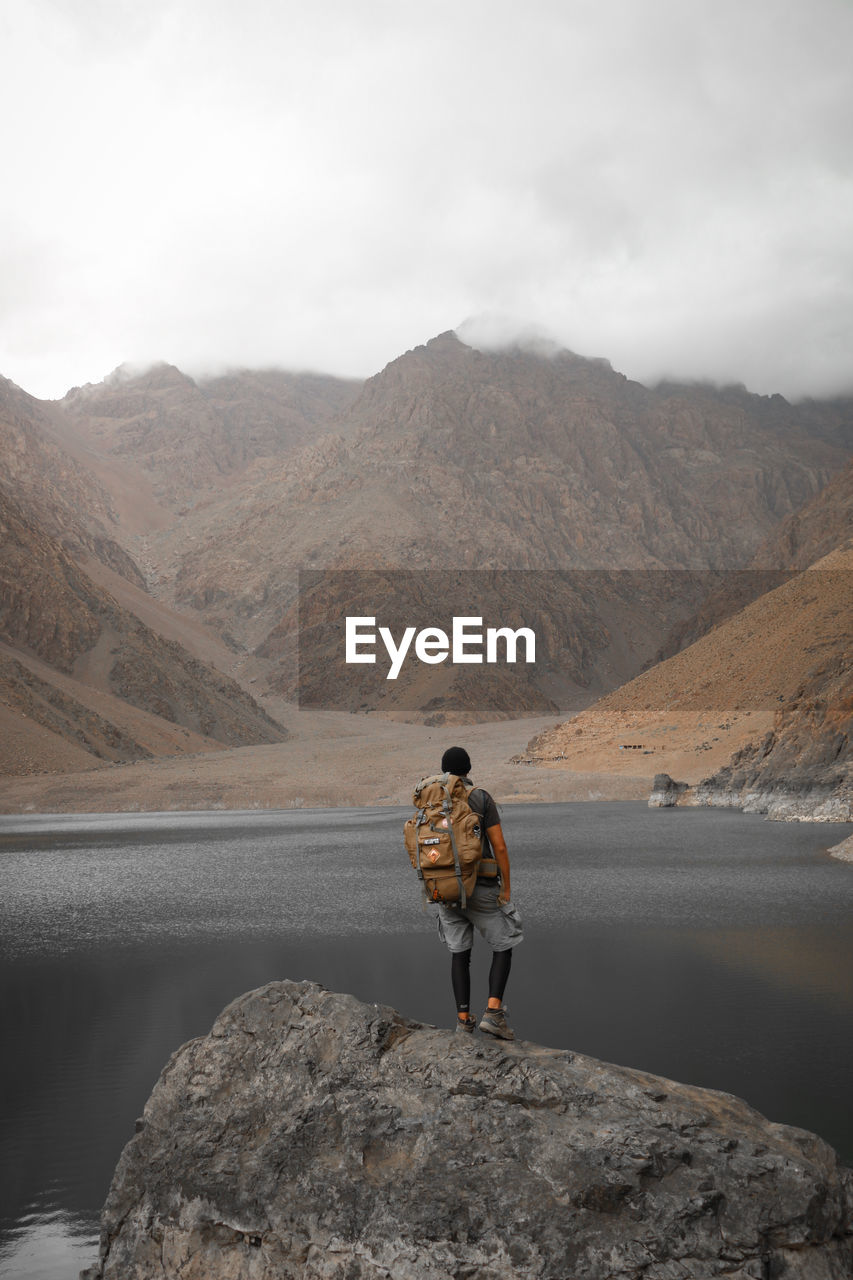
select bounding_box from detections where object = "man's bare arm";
[486,823,511,904]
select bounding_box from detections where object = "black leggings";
[451,947,513,1013]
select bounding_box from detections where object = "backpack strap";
[440,775,467,909]
[413,805,431,909]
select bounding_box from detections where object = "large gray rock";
[84,980,853,1280]
[648,774,691,808]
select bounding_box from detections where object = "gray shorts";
[434,879,524,953]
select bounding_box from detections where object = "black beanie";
[441,746,472,777]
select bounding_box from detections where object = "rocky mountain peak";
[0,371,44,416]
[425,328,466,353]
[53,361,362,506]
[106,362,195,391]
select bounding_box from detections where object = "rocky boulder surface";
[84,980,852,1280]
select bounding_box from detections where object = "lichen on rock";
[83,980,853,1279]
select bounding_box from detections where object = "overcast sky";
[1,0,851,401]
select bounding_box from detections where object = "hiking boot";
[455,1014,477,1033]
[479,1005,514,1040]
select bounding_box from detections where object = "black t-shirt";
[467,786,501,879]
[467,785,501,831]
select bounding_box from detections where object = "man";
[434,745,523,1039]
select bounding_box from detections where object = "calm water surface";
[1,802,851,1279]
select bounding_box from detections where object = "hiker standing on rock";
[404,745,523,1039]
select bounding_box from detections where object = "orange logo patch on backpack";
[427,848,440,862]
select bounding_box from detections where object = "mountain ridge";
[151,330,850,681]
[57,363,363,506]
[2,331,851,786]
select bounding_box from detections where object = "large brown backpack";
[403,773,497,906]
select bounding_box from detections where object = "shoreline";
[0,768,652,816]
[650,777,853,826]
[2,795,851,871]
[0,708,653,815]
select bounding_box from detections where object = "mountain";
[752,455,853,568]
[166,333,848,611]
[691,547,852,819]
[1,361,369,775]
[125,332,852,713]
[58,363,362,506]
[523,549,852,817]
[3,330,852,773]
[519,435,852,815]
[0,374,145,587]
[650,455,852,663]
[0,489,286,774]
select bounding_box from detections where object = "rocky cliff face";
[59,363,361,506]
[689,570,851,822]
[1,490,104,672]
[652,456,853,663]
[84,980,853,1280]
[622,462,852,816]
[752,456,853,571]
[0,490,287,762]
[526,553,852,801]
[645,543,852,821]
[0,374,145,587]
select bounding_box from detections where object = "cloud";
[1,0,852,399]
[455,316,564,359]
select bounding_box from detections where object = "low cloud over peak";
[455,316,567,360]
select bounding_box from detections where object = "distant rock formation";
[83,980,853,1280]
[829,834,853,862]
[648,773,690,807]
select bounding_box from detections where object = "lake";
[1,802,851,1280]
